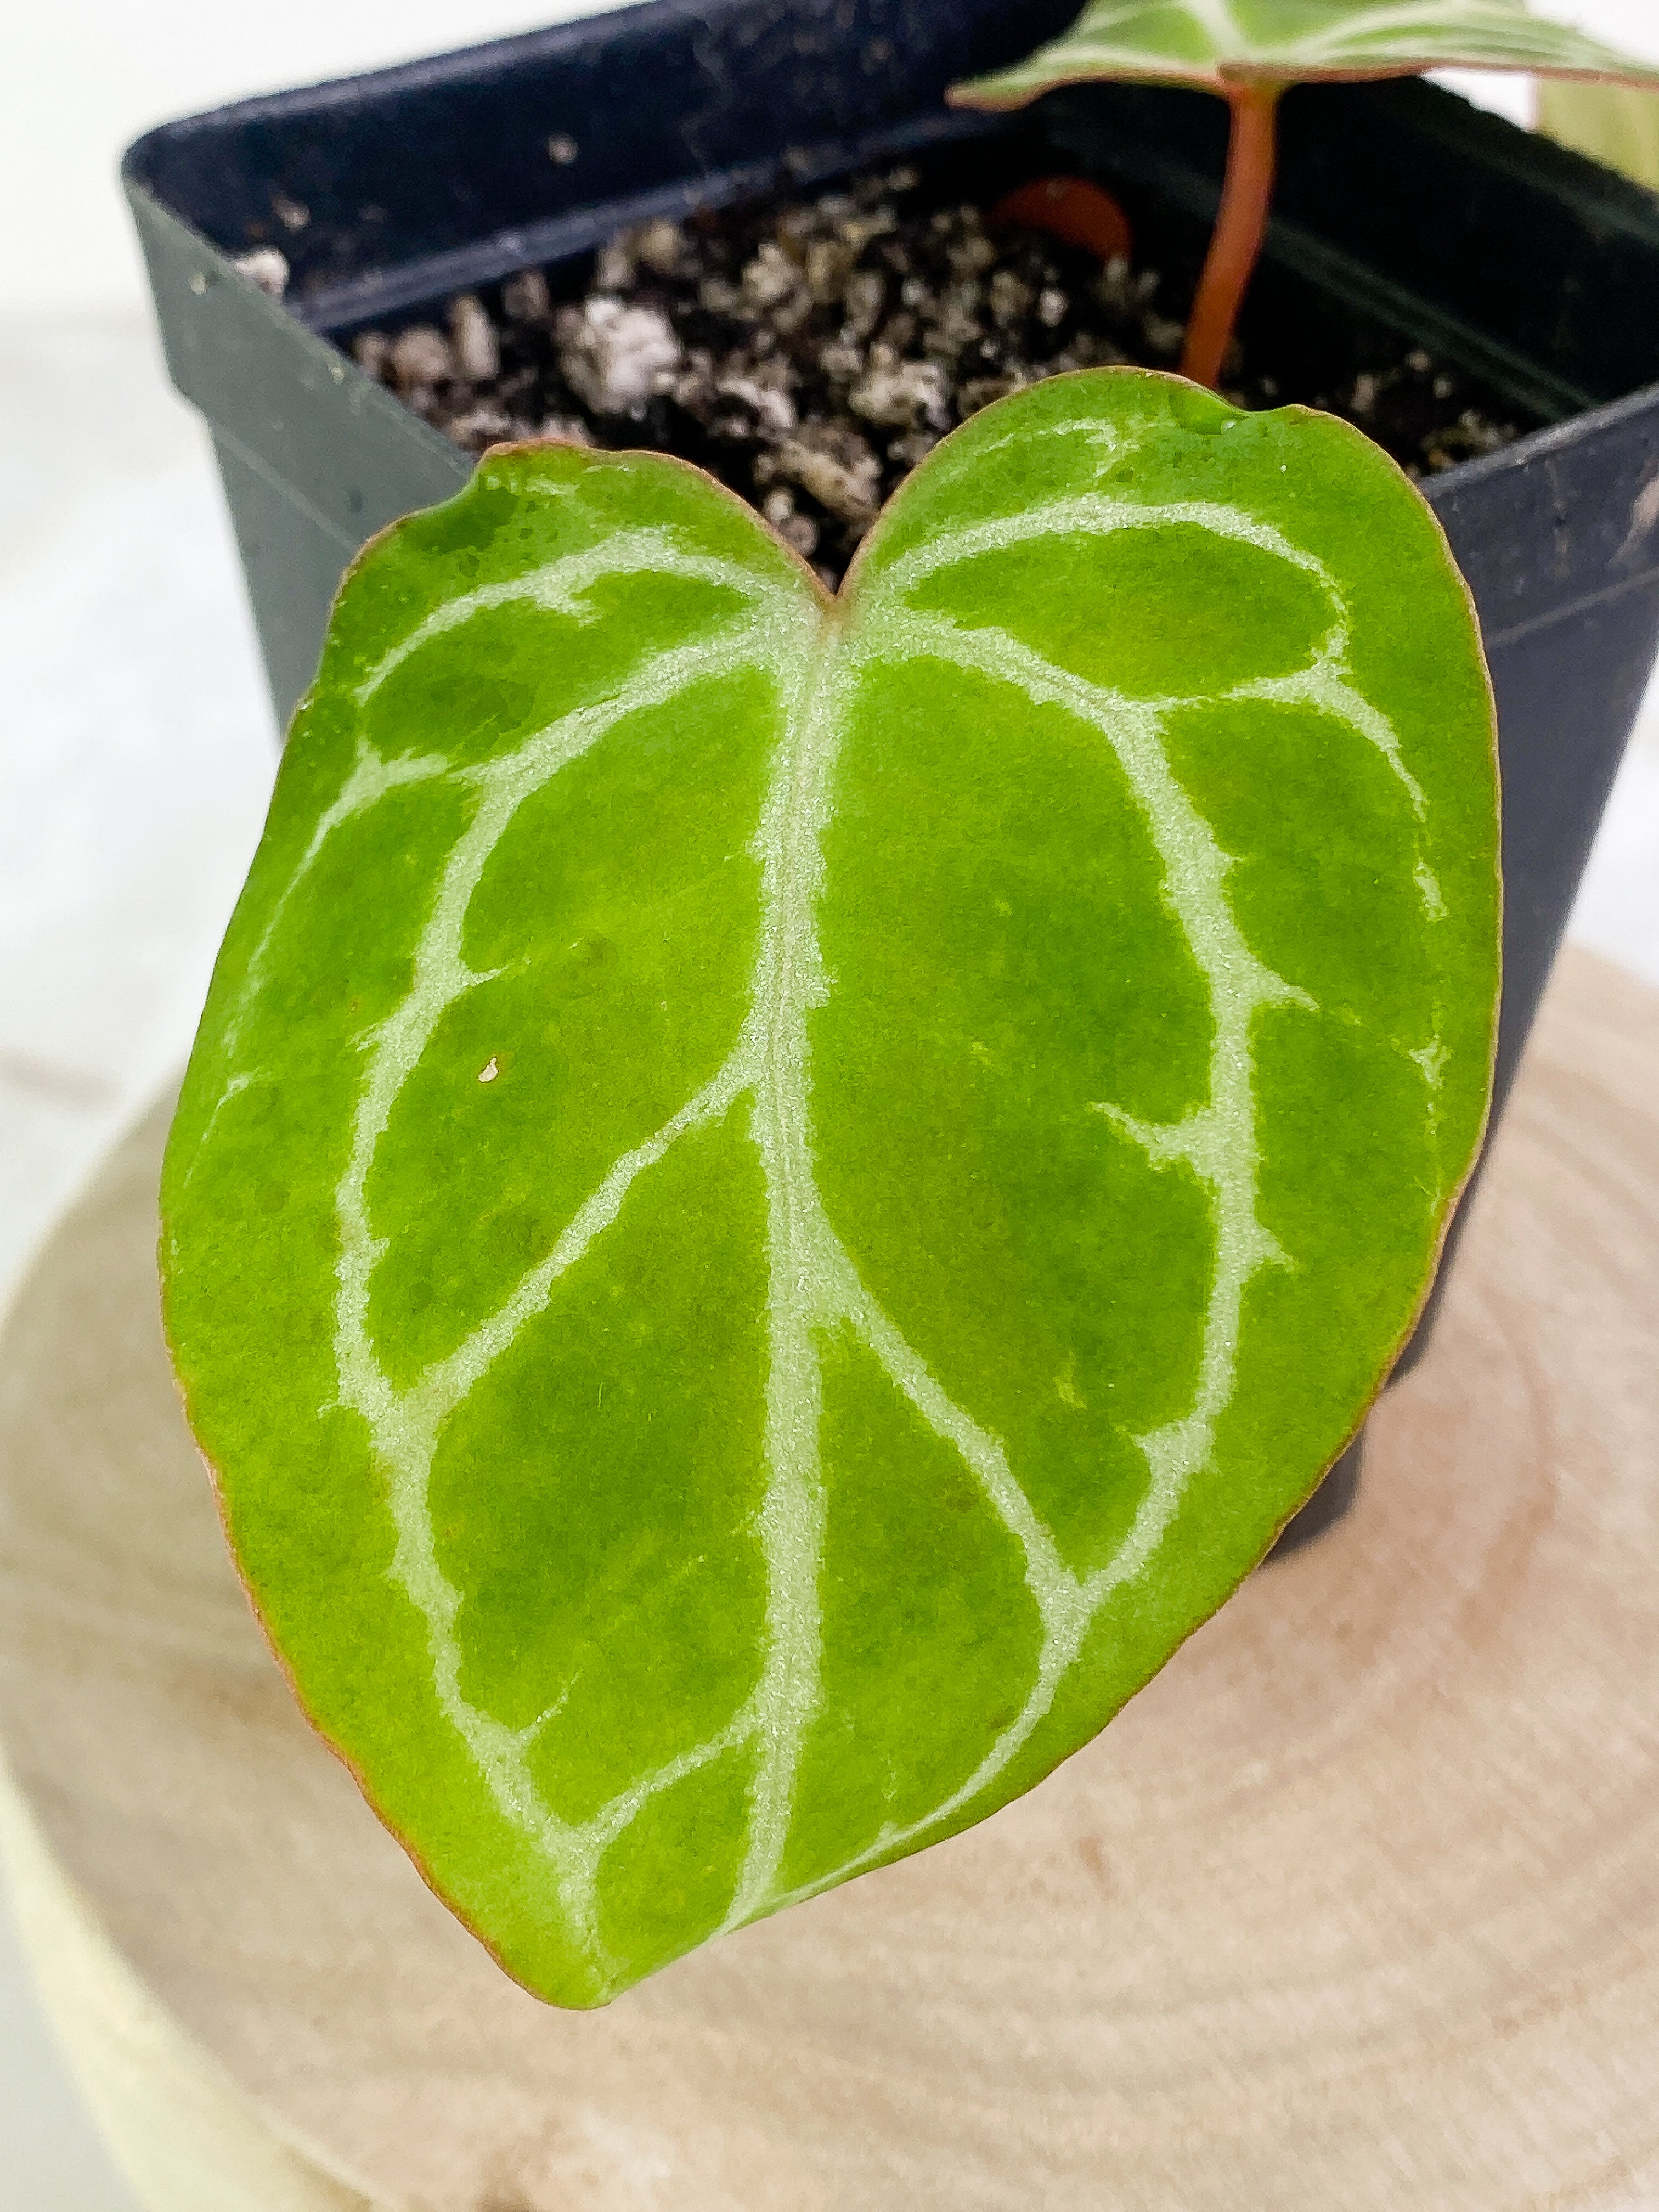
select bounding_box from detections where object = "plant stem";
[1180,85,1281,390]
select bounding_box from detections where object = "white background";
[1,4,1657,2205]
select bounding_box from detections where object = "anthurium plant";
[953,2,1659,385]
[162,369,1499,2007]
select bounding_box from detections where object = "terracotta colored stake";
[1180,84,1281,390]
[989,176,1133,265]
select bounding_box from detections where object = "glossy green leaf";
[951,0,1659,104]
[162,370,1498,2007]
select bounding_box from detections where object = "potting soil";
[337,161,1526,586]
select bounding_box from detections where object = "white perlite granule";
[555,297,682,416]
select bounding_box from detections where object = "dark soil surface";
[338,161,1525,585]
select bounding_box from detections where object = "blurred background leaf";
[1538,78,1659,191]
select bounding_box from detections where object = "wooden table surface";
[1,943,1656,2212]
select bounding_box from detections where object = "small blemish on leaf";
[478,1057,499,1083]
[1169,382,1230,436]
[1056,1352,1085,1411]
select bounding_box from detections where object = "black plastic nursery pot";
[124,0,1659,1536]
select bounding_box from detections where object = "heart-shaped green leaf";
[162,370,1498,2007]
[952,0,1659,104]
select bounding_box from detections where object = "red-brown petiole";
[1180,83,1282,390]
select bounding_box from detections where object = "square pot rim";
[119,0,1659,517]
[120,154,1659,516]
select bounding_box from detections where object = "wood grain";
[1,943,1655,2212]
